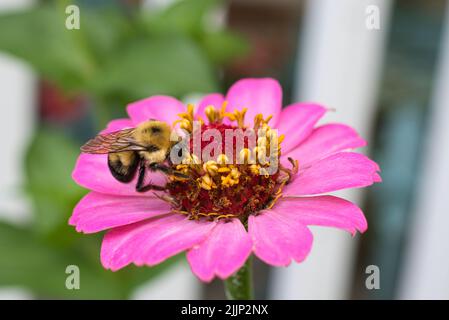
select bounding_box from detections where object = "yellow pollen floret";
[200,174,215,190]
[203,160,218,176]
[218,167,231,173]
[221,175,237,187]
[182,154,200,165]
[249,164,261,175]
[230,167,241,179]
[219,167,241,188]
[217,154,229,165]
[176,164,190,174]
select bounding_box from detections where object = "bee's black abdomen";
[108,152,140,183]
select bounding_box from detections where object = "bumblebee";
[81,120,186,192]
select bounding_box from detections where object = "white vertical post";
[142,0,176,11]
[270,0,392,299]
[0,0,36,222]
[0,0,35,300]
[398,3,449,300]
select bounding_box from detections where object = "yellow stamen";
[254,113,273,131]
[257,136,268,148]
[238,148,253,164]
[175,103,196,132]
[254,146,267,161]
[204,101,229,124]
[278,134,285,144]
[220,101,228,117]
[205,105,217,123]
[225,108,247,128]
[180,119,192,131]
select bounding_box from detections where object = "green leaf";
[0,222,125,299]
[140,0,218,37]
[0,221,183,299]
[80,8,133,65]
[91,36,218,100]
[0,6,95,91]
[200,31,248,65]
[25,126,86,235]
[19,127,185,297]
[139,0,246,66]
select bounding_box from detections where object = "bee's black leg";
[136,161,146,189]
[136,184,166,192]
[149,163,189,179]
[136,162,166,192]
[148,162,170,174]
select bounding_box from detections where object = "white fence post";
[0,0,36,300]
[0,0,36,222]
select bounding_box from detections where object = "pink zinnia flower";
[70,78,381,282]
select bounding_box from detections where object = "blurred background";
[0,0,448,300]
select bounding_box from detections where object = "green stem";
[224,255,254,300]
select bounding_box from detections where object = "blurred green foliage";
[0,0,246,298]
[0,0,246,122]
[1,126,183,299]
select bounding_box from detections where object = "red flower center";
[166,103,298,222]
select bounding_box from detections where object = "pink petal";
[101,214,216,271]
[195,93,225,121]
[225,78,282,126]
[101,119,134,134]
[248,210,313,266]
[69,192,171,234]
[278,103,327,154]
[283,152,381,196]
[126,95,185,125]
[274,196,367,235]
[72,153,167,196]
[283,124,367,167]
[187,219,252,282]
[374,173,382,183]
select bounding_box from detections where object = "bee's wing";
[81,128,147,154]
